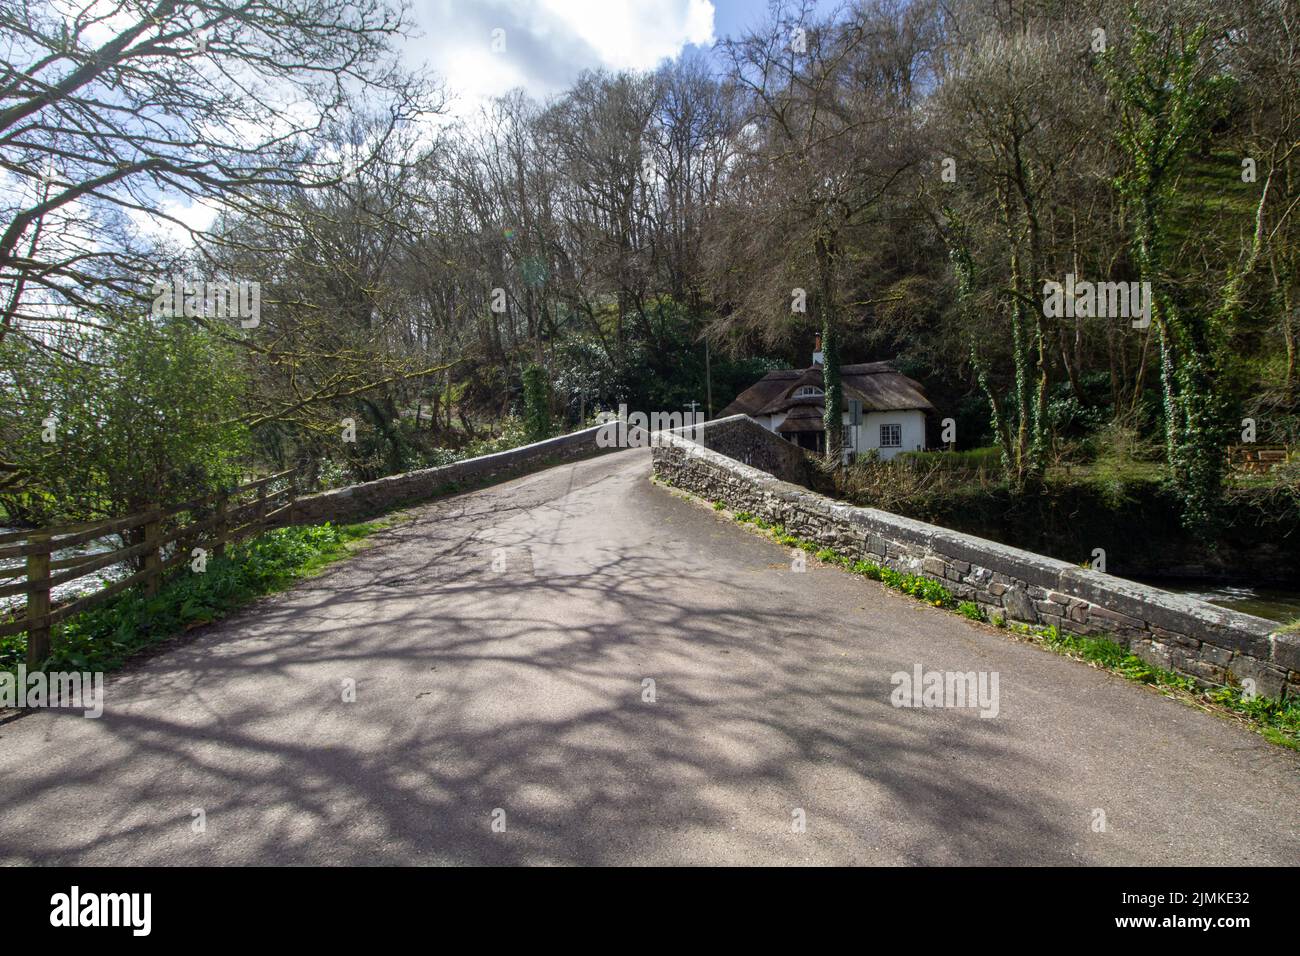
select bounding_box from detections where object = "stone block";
[922,556,946,578]
[1003,586,1037,623]
[1131,639,1173,670]
[1226,657,1288,699]
[1199,644,1233,667]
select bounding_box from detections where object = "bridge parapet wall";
[292,424,614,525]
[663,414,811,485]
[652,418,1299,701]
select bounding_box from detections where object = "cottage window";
[879,423,902,448]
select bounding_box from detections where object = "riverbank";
[1132,579,1300,624]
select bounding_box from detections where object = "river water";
[0,527,129,615]
[1133,579,1300,624]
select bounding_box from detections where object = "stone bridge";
[0,421,1295,865]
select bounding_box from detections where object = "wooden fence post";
[25,532,51,667]
[256,482,267,533]
[214,490,228,557]
[143,504,162,597]
[286,472,298,527]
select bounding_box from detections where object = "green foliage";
[821,319,843,465]
[878,565,956,607]
[521,364,553,442]
[0,316,249,524]
[0,523,375,675]
[462,416,532,458]
[1022,622,1299,748]
[851,559,882,580]
[957,600,985,622]
[549,298,775,423]
[896,446,1004,476]
[1102,12,1232,533]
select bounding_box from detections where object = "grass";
[665,477,1300,751]
[1,521,381,676]
[1004,620,1300,751]
[896,445,1004,475]
[730,502,956,609]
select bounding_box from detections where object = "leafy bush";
[0,316,249,525]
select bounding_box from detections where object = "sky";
[406,0,772,115]
[30,1,785,246]
[141,0,779,239]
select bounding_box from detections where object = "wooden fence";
[0,469,299,666]
[1227,444,1292,475]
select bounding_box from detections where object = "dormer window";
[795,386,823,398]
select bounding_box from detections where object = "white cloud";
[127,197,218,248]
[536,0,715,71]
[411,0,716,114]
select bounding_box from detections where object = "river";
[1134,579,1300,624]
[0,527,129,614]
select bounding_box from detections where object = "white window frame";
[879,423,902,448]
[794,385,823,398]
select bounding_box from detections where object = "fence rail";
[1227,444,1292,475]
[0,469,300,664]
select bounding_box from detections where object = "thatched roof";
[774,404,825,433]
[720,362,934,418]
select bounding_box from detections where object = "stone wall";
[668,414,812,485]
[652,418,1300,701]
[289,424,616,525]
[286,415,804,528]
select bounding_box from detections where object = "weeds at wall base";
[656,477,1300,751]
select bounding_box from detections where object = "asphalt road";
[1,448,1296,865]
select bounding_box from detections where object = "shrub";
[896,445,1004,475]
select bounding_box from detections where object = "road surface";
[1,448,1296,865]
